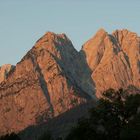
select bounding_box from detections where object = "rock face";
[0,29,139,136]
[0,32,94,135]
[0,64,15,83]
[82,28,140,97]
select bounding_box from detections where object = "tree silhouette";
[38,131,54,140]
[0,133,20,140]
[66,89,140,140]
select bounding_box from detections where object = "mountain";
[0,29,139,138]
[0,32,95,135]
[82,28,140,97]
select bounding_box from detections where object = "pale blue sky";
[0,0,140,65]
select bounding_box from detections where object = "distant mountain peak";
[113,28,133,34]
[34,31,72,54]
[36,32,69,43]
[112,29,139,40]
[96,28,107,34]
[82,28,140,97]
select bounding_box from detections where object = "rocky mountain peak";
[0,31,95,135]
[95,28,107,36]
[82,28,140,97]
[33,32,75,61]
[35,32,71,48]
[112,29,137,37]
[112,29,139,50]
[83,28,108,48]
[82,28,109,71]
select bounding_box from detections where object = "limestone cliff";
[0,32,94,135]
[82,29,140,97]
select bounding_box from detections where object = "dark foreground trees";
[0,133,20,140]
[38,131,54,140]
[65,89,140,140]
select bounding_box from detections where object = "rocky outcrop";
[82,28,140,97]
[112,29,140,88]
[0,64,15,83]
[0,32,95,135]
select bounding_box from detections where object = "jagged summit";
[83,28,107,47]
[82,28,109,71]
[35,31,71,47]
[112,28,138,35]
[95,28,107,35]
[82,28,140,97]
[33,31,75,60]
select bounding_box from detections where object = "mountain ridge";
[0,28,139,137]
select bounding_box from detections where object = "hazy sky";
[0,0,140,65]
